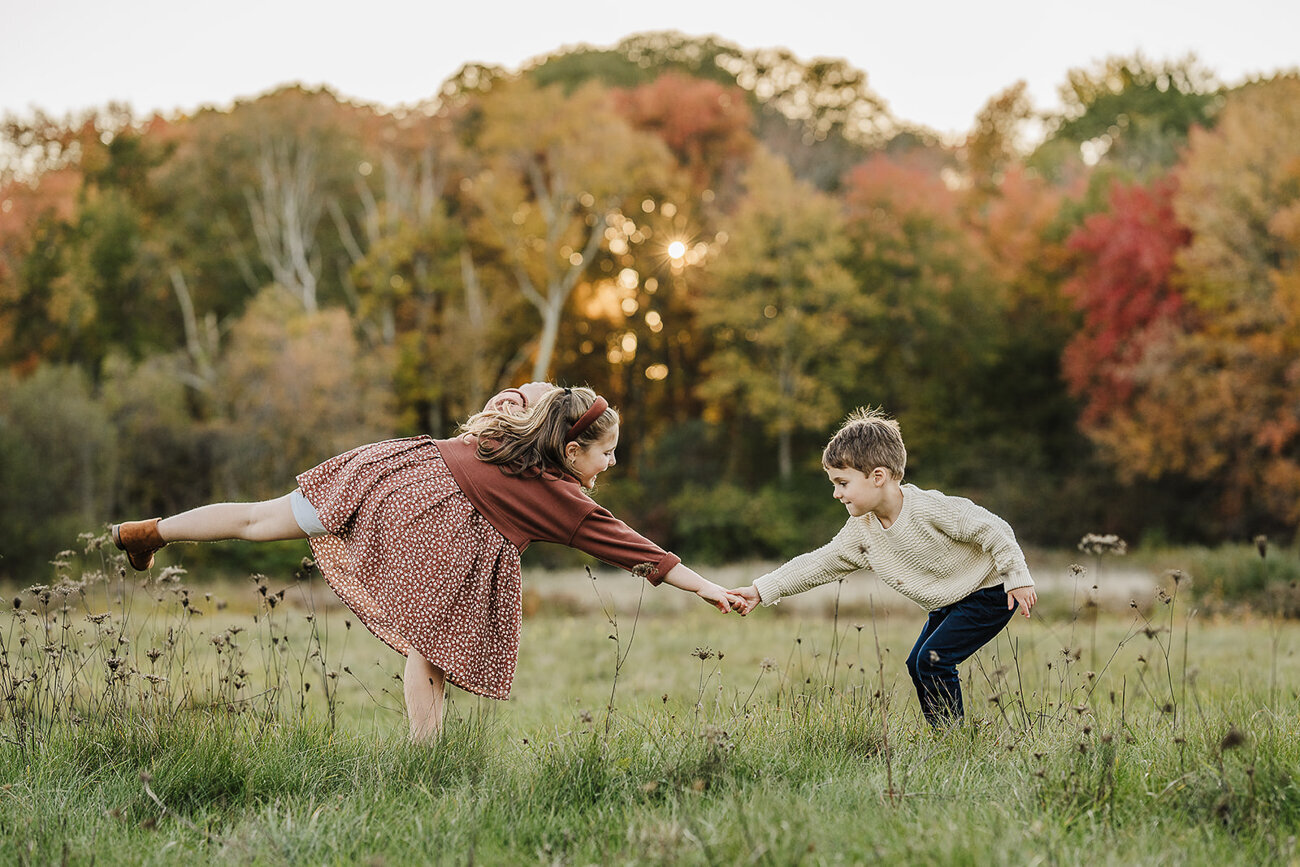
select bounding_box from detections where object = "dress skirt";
[296,437,522,699]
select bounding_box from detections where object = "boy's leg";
[910,587,1017,726]
[906,608,949,718]
[404,650,447,743]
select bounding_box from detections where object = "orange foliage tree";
[1087,77,1300,531]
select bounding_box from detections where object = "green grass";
[3,537,1300,864]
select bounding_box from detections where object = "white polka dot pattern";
[297,438,523,700]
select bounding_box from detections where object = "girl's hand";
[695,581,740,614]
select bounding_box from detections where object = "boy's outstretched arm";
[1008,585,1037,618]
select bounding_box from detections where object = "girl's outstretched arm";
[661,563,743,613]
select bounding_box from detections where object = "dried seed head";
[1220,726,1247,751]
[1078,534,1127,556]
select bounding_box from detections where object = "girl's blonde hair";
[459,386,619,479]
[822,406,906,479]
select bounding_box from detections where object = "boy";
[731,407,1036,727]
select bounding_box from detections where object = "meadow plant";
[5,534,1300,863]
[0,531,357,755]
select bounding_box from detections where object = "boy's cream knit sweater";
[754,484,1034,611]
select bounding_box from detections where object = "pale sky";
[3,0,1297,139]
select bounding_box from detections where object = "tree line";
[2,32,1297,578]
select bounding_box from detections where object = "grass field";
[3,537,1300,864]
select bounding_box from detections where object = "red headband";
[565,396,609,442]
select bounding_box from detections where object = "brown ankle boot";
[111,518,165,570]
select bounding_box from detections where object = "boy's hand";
[729,585,761,616]
[1008,585,1037,618]
[695,580,741,613]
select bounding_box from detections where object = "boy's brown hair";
[821,407,906,479]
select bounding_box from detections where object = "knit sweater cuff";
[1000,568,1034,592]
[754,574,783,605]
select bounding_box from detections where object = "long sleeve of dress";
[568,507,681,585]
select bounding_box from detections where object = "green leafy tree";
[839,153,1007,482]
[1031,54,1222,184]
[697,148,864,480]
[462,77,675,380]
[0,365,114,577]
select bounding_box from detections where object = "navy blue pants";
[905,586,1016,727]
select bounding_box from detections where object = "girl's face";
[566,425,619,487]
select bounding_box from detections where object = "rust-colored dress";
[297,435,679,699]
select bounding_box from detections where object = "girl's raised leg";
[113,492,308,570]
[404,649,446,743]
[157,493,308,543]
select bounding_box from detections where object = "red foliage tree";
[613,72,755,191]
[1061,175,1190,428]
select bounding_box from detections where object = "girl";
[111,383,740,741]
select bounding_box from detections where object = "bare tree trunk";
[778,429,793,481]
[245,136,323,312]
[461,247,487,407]
[169,267,217,393]
[517,204,606,380]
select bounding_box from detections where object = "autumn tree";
[1088,76,1300,533]
[613,72,755,197]
[212,289,395,499]
[839,153,1017,487]
[1061,175,1188,428]
[697,148,864,480]
[1031,54,1221,184]
[962,81,1036,199]
[462,77,675,380]
[0,108,173,373]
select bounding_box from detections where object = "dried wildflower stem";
[869,595,896,805]
[828,579,844,693]
[586,566,646,736]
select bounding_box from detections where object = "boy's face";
[825,465,887,517]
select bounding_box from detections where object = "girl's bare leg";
[404,650,446,743]
[157,493,308,543]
